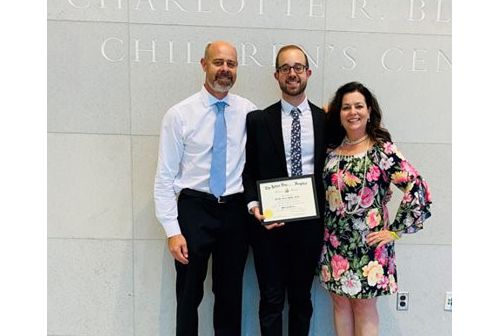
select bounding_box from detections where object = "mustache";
[216,71,233,81]
[286,77,300,84]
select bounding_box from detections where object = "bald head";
[204,40,237,59]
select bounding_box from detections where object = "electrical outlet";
[396,291,409,311]
[444,291,452,311]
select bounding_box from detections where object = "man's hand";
[167,234,189,264]
[251,206,285,230]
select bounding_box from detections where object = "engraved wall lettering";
[197,0,211,13]
[165,0,188,12]
[436,0,451,23]
[186,41,197,64]
[381,47,451,72]
[327,45,357,71]
[240,43,264,67]
[286,0,292,16]
[134,39,157,62]
[67,0,123,9]
[408,0,451,23]
[101,37,125,62]
[304,46,320,69]
[99,0,122,9]
[67,0,90,9]
[309,0,325,18]
[99,37,450,74]
[351,0,373,20]
[64,0,451,28]
[381,48,404,71]
[342,47,357,70]
[168,41,174,63]
[411,49,428,72]
[135,0,155,10]
[65,0,451,27]
[437,49,451,72]
[408,0,426,22]
[219,0,245,14]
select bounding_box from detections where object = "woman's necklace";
[335,141,370,215]
[342,134,368,146]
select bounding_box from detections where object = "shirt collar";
[201,85,231,108]
[281,97,309,116]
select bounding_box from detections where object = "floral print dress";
[318,141,432,298]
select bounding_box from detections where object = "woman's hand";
[366,230,399,248]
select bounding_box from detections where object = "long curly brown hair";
[325,81,391,148]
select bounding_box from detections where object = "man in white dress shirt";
[154,40,256,336]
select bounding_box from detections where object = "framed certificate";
[257,174,319,224]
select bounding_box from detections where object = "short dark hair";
[275,45,309,70]
[325,81,392,147]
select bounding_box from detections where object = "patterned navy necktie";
[290,107,302,176]
[209,101,227,197]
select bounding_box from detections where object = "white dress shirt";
[154,86,257,237]
[247,97,316,213]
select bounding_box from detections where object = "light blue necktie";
[209,101,228,197]
[290,107,302,176]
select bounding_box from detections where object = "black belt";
[181,188,243,204]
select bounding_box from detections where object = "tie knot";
[290,107,301,120]
[215,101,227,113]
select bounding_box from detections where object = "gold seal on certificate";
[257,175,319,224]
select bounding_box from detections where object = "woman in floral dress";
[319,82,432,336]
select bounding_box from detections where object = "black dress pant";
[251,219,323,336]
[175,189,249,336]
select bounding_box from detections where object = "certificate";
[257,175,319,224]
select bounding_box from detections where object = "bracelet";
[389,231,400,240]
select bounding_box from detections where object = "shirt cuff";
[163,221,182,238]
[247,201,260,214]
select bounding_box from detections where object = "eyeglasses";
[276,63,308,74]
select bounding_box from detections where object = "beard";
[209,71,234,93]
[279,76,307,96]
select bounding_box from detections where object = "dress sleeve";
[377,142,432,234]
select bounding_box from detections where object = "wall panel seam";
[46,19,451,37]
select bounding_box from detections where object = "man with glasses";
[154,40,256,336]
[243,45,326,335]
